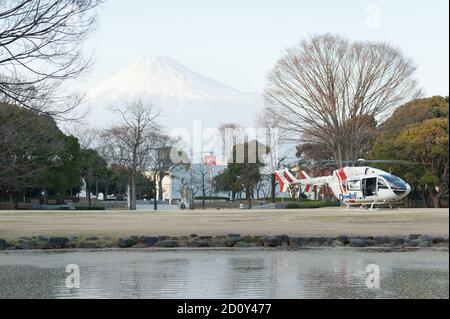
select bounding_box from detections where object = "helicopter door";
[362,178,377,198]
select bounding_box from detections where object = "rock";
[189,234,198,238]
[138,236,158,247]
[408,234,422,241]
[431,236,448,244]
[189,238,209,247]
[264,236,282,247]
[365,239,377,247]
[278,235,290,243]
[332,240,345,247]
[240,236,253,243]
[0,239,6,250]
[406,239,420,247]
[226,234,242,247]
[306,237,323,247]
[291,237,307,247]
[48,237,69,249]
[79,241,101,249]
[419,235,431,247]
[374,236,390,245]
[390,237,405,246]
[208,237,227,247]
[157,235,170,241]
[38,235,49,242]
[349,238,367,247]
[234,241,251,248]
[321,237,335,246]
[155,240,179,248]
[336,235,350,244]
[118,237,136,248]
[248,236,264,246]
[86,236,99,241]
[199,236,213,240]
[16,240,30,250]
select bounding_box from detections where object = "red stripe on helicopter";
[299,171,308,179]
[275,172,286,191]
[305,185,311,193]
[338,168,348,193]
[337,168,347,182]
[336,171,344,193]
[284,172,293,183]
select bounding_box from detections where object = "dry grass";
[0,207,448,239]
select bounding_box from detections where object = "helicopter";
[274,159,412,210]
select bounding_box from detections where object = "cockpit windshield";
[381,175,407,190]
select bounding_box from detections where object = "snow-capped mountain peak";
[86,55,249,101]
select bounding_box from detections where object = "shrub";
[194,196,230,201]
[285,202,300,209]
[74,206,105,210]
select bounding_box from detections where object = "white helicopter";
[274,160,411,210]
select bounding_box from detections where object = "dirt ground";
[0,207,448,239]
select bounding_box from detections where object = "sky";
[81,0,449,96]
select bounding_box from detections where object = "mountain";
[86,56,250,101]
[84,56,263,133]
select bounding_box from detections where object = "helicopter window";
[381,175,407,190]
[377,178,389,190]
[347,180,361,191]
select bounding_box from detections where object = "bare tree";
[257,108,292,203]
[191,164,211,209]
[0,0,103,117]
[100,99,161,210]
[147,133,188,209]
[265,34,421,167]
[65,123,99,150]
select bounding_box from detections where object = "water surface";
[0,249,448,299]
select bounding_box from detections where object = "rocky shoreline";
[0,234,448,251]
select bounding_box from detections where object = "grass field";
[0,207,448,239]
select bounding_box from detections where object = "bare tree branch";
[265,34,421,167]
[0,0,104,118]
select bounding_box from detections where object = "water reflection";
[0,250,447,299]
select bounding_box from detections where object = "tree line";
[0,100,187,210]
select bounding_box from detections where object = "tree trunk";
[87,176,92,208]
[153,173,158,211]
[271,174,276,203]
[202,188,206,209]
[130,172,137,210]
[9,191,18,210]
[421,190,431,208]
[158,177,164,202]
[430,188,443,208]
[104,181,109,199]
[246,185,252,209]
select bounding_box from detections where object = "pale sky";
[81,0,449,96]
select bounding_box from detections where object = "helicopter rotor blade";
[356,159,422,165]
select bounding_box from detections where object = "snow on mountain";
[86,55,252,102]
[83,56,263,134]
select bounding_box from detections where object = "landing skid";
[345,201,397,211]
